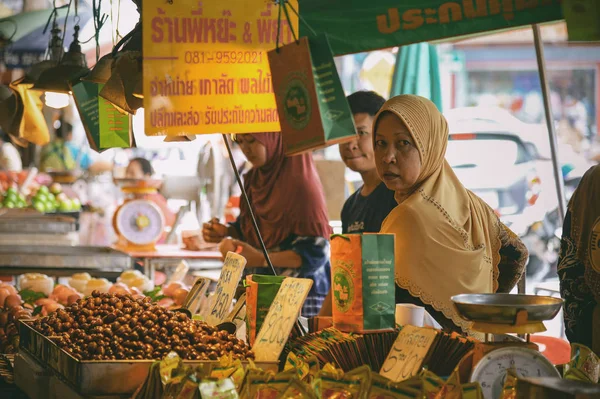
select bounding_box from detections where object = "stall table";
[0,246,132,278]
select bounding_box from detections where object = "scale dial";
[115,199,165,246]
[470,347,560,399]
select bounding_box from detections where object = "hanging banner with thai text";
[143,0,299,136]
[300,0,564,56]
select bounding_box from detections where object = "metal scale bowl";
[112,178,166,252]
[452,293,564,399]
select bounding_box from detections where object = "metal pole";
[221,134,277,276]
[532,24,566,222]
[221,134,305,336]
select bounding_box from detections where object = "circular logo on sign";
[590,217,600,273]
[333,267,354,313]
[282,77,311,130]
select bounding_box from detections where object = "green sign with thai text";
[299,0,564,55]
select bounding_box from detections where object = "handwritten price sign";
[143,0,299,136]
[380,325,438,382]
[253,277,312,362]
[205,251,246,326]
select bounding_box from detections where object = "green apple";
[6,187,17,196]
[33,201,46,213]
[4,201,16,209]
[35,193,48,202]
[58,200,73,212]
[5,191,17,202]
[38,185,49,195]
[17,200,27,208]
[44,200,55,212]
[47,193,56,202]
[71,198,81,210]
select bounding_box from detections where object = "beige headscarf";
[376,95,501,333]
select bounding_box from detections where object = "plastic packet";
[175,378,200,399]
[368,373,422,399]
[306,356,321,380]
[199,378,239,399]
[564,343,600,384]
[499,367,518,399]
[460,383,483,399]
[316,365,371,399]
[211,355,246,390]
[285,352,311,381]
[419,370,444,399]
[246,370,296,399]
[162,375,186,399]
[277,378,318,399]
[433,369,461,399]
[161,352,183,386]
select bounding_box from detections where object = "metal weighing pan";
[451,293,563,325]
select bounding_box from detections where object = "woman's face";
[374,112,422,194]
[125,161,146,179]
[235,135,268,168]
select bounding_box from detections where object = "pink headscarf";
[240,133,332,249]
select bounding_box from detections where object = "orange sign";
[143,0,298,136]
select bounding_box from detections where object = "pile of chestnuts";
[31,291,254,361]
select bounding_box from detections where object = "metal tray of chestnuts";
[18,320,277,395]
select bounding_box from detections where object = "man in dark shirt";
[318,92,397,317]
[339,91,397,234]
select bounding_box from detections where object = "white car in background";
[444,107,562,280]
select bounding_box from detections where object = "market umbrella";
[389,43,442,110]
[0,6,91,69]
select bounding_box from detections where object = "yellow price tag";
[380,325,439,382]
[205,251,247,325]
[253,277,313,362]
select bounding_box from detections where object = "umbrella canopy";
[0,6,91,69]
[389,43,442,110]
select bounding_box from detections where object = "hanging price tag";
[380,325,439,382]
[205,252,246,325]
[253,278,313,362]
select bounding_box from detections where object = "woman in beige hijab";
[374,95,527,333]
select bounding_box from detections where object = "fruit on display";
[0,187,27,209]
[49,284,82,305]
[0,283,32,353]
[118,270,155,293]
[31,184,81,213]
[82,278,113,297]
[32,292,254,361]
[68,273,92,294]
[162,282,190,307]
[0,182,82,213]
[19,273,55,297]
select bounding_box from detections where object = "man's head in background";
[339,91,386,174]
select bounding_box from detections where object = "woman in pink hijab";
[202,133,332,317]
